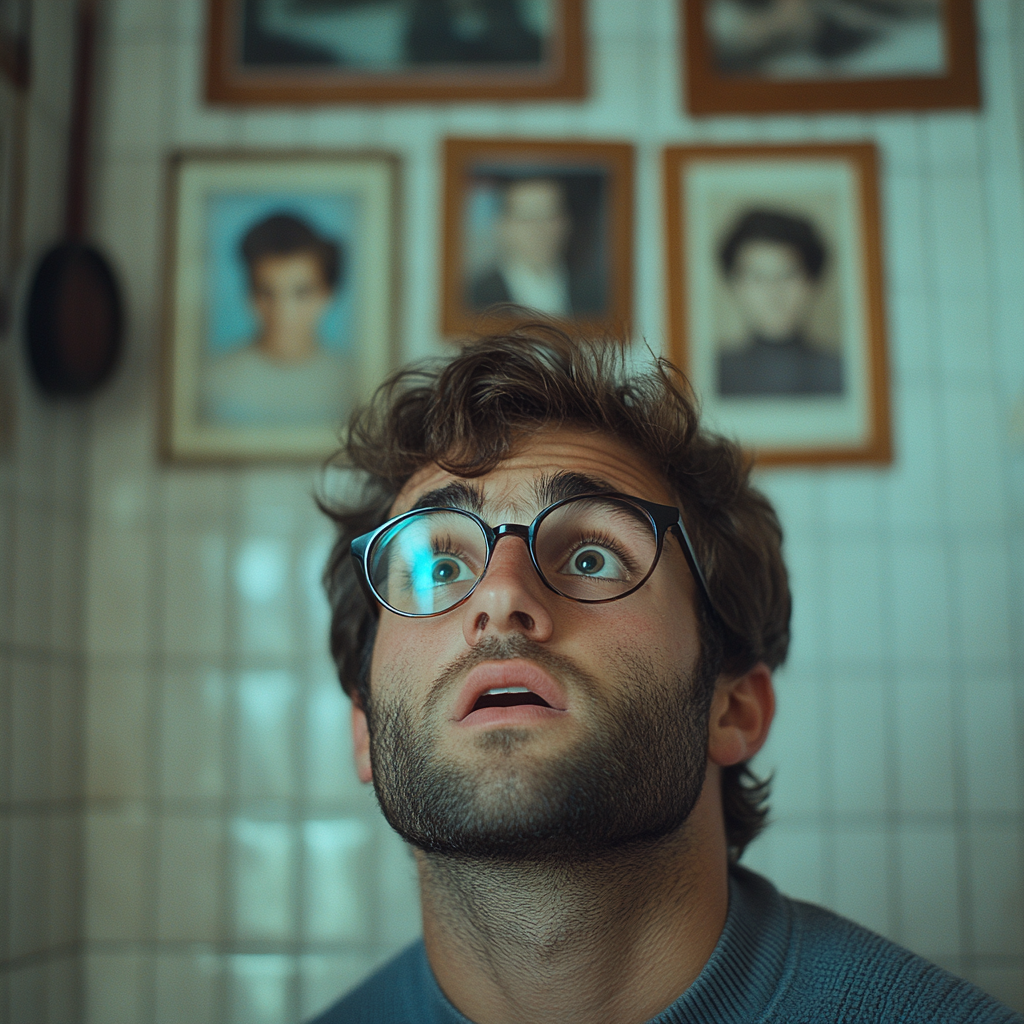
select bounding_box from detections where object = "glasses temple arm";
[674,517,718,621]
[350,533,382,618]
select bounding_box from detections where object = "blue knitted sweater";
[310,866,1021,1023]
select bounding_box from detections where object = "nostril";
[474,612,490,632]
[512,611,535,631]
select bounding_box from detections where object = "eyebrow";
[409,481,485,514]
[537,472,660,532]
[535,471,617,506]
[408,471,618,519]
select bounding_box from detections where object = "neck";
[255,329,318,363]
[417,794,729,1024]
[504,255,564,279]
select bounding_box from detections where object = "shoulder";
[716,345,763,395]
[770,890,1020,1023]
[801,345,843,392]
[206,343,259,373]
[307,941,459,1024]
[566,264,606,315]
[203,344,275,392]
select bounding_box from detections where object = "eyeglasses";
[350,491,715,619]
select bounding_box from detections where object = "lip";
[452,660,569,725]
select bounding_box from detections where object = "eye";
[562,544,625,580]
[430,556,467,584]
[423,552,475,585]
[573,549,604,575]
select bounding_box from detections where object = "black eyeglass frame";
[350,491,717,621]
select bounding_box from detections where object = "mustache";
[422,634,601,716]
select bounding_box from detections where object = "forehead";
[393,426,676,518]
[506,180,563,214]
[735,239,802,269]
[252,251,323,278]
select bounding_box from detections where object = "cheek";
[577,592,701,677]
[299,291,330,316]
[369,617,408,690]
[632,573,702,665]
[369,615,450,697]
[733,282,764,317]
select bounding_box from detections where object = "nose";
[461,532,554,646]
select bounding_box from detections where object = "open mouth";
[472,686,553,712]
[454,661,567,723]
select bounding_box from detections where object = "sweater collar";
[652,866,791,1023]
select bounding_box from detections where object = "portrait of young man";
[200,211,352,427]
[313,323,1019,1024]
[716,206,845,398]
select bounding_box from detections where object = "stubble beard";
[366,635,715,863]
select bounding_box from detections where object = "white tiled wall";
[2,0,1022,1021]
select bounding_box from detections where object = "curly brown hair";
[319,321,790,859]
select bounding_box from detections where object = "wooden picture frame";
[161,151,399,463]
[664,142,891,467]
[206,0,585,105]
[442,137,634,339]
[684,0,979,115]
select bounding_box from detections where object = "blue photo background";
[205,192,360,356]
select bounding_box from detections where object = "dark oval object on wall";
[25,240,123,397]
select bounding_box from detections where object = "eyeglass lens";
[366,497,660,616]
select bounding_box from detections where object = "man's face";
[728,239,817,342]
[498,179,571,273]
[360,427,715,861]
[250,251,332,350]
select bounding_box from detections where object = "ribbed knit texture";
[309,866,1023,1024]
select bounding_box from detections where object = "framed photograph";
[684,0,979,115]
[442,137,634,338]
[206,0,584,104]
[162,151,399,463]
[664,142,891,466]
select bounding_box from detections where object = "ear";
[351,703,373,784]
[707,662,775,767]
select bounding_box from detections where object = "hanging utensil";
[25,0,122,397]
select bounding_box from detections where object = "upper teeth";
[484,686,530,695]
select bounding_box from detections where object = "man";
[201,211,352,426]
[313,324,1018,1023]
[468,176,605,318]
[717,207,844,397]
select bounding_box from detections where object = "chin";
[373,733,701,863]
